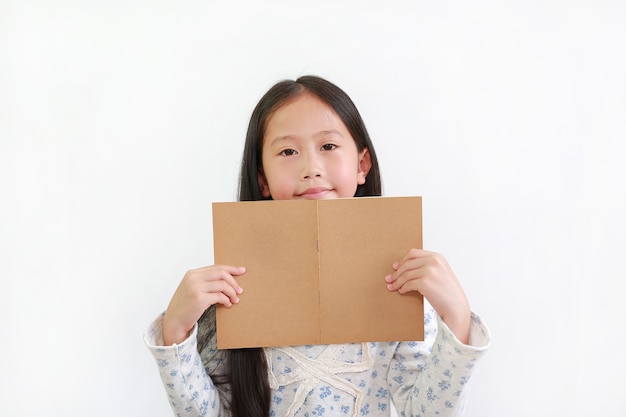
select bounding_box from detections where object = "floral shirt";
[144,303,489,417]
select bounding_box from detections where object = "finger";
[197,280,242,304]
[396,279,423,295]
[393,248,434,270]
[193,265,246,280]
[213,265,247,277]
[386,255,427,286]
[192,266,246,294]
[386,268,424,292]
[392,248,446,283]
[207,292,238,308]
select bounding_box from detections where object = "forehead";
[264,93,349,143]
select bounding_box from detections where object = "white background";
[1,1,625,416]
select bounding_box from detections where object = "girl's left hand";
[385,249,471,344]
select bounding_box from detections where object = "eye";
[321,143,337,151]
[279,149,297,156]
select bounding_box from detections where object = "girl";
[145,75,490,417]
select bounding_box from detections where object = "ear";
[257,170,271,197]
[357,148,372,185]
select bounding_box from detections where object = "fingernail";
[384,274,392,282]
[392,262,399,270]
[237,286,243,294]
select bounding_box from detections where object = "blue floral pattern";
[145,304,489,417]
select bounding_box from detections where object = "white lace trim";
[265,344,373,417]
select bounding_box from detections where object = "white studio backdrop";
[1,1,624,416]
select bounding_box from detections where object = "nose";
[301,151,324,179]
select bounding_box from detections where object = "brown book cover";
[212,196,424,349]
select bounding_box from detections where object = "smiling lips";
[297,187,332,199]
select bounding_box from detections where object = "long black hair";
[198,75,383,417]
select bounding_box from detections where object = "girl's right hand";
[162,265,245,346]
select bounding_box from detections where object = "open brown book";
[213,196,424,349]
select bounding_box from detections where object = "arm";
[388,305,490,416]
[385,249,471,343]
[144,314,228,416]
[385,249,490,415]
[163,265,245,345]
[145,265,245,416]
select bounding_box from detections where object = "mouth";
[297,187,332,199]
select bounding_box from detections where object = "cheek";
[263,167,294,196]
[332,165,361,196]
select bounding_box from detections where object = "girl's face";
[258,93,371,201]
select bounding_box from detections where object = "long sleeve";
[389,306,490,417]
[145,307,490,417]
[144,313,227,417]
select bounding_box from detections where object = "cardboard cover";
[212,196,423,349]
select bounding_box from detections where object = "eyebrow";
[270,129,343,146]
